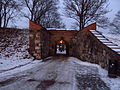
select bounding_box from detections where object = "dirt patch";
[43,57,53,62]
[0,77,18,87]
[53,55,69,60]
[57,81,70,85]
[76,74,110,90]
[27,79,38,82]
[36,80,55,90]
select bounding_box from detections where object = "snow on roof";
[47,28,78,31]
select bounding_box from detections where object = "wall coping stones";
[90,30,120,56]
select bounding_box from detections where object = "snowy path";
[0,56,110,90]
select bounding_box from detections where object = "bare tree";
[0,0,2,27]
[21,0,52,21]
[64,0,109,30]
[0,0,20,28]
[95,16,110,29]
[40,10,65,28]
[36,1,65,28]
[21,0,65,28]
[110,10,120,34]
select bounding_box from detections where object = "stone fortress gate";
[29,21,120,77]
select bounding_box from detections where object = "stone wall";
[29,29,41,59]
[117,61,120,76]
[29,21,50,59]
[70,24,120,76]
[48,30,78,55]
[40,30,50,59]
[0,28,31,59]
[29,21,120,76]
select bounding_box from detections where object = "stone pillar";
[29,30,42,60]
[29,20,43,60]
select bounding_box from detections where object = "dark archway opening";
[56,37,68,55]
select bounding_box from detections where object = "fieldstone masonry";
[69,24,120,77]
[29,21,120,77]
[48,30,78,55]
[29,21,78,58]
[29,21,50,59]
[0,21,120,77]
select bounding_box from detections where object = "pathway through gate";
[0,57,110,90]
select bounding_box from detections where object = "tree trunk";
[0,3,2,28]
[80,16,84,30]
[0,14,2,28]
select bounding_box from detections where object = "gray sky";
[107,0,120,19]
[16,0,120,29]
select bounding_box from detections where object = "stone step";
[93,33,101,36]
[99,39,110,43]
[90,31,105,38]
[94,34,103,37]
[104,43,116,46]
[98,37,107,39]
[90,30,120,55]
[90,30,96,32]
[90,31,101,35]
[95,35,104,37]
[90,30,100,34]
[91,32,99,34]
[97,37,106,40]
[111,47,120,49]
[108,45,120,48]
[112,49,120,52]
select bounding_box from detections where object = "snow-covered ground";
[0,29,37,78]
[0,59,43,78]
[0,28,120,90]
[0,59,32,72]
[0,57,119,90]
[96,28,120,90]
[72,57,120,90]
[56,49,66,54]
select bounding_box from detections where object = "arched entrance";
[56,38,67,55]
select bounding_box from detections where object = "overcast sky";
[107,0,120,19]
[16,0,120,29]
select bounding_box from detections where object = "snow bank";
[69,57,120,90]
[0,59,32,72]
[0,59,43,78]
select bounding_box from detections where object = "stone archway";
[56,37,67,55]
